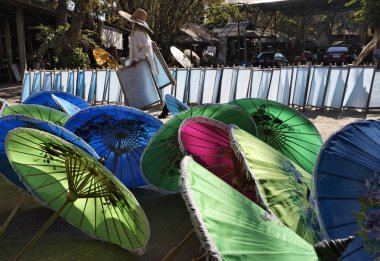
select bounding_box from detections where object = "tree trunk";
[56,0,67,26]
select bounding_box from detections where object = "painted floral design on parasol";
[231,126,321,244]
[1,104,69,126]
[5,128,150,258]
[64,105,163,188]
[229,98,323,174]
[141,104,257,193]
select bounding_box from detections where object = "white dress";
[128,26,157,76]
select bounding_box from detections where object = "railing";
[21,65,380,112]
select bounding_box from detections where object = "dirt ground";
[0,84,379,260]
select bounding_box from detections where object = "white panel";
[219,67,234,103]
[83,70,93,101]
[267,69,280,101]
[258,70,272,99]
[249,69,263,98]
[60,71,68,92]
[234,68,251,100]
[343,67,374,109]
[307,66,329,107]
[277,67,293,105]
[369,72,380,108]
[188,68,202,104]
[292,66,309,106]
[175,69,188,102]
[108,70,121,103]
[201,69,218,104]
[324,67,348,109]
[95,70,107,102]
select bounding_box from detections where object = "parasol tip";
[314,236,355,261]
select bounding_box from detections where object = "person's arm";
[134,30,152,61]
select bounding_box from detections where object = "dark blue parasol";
[0,115,99,189]
[63,105,163,188]
[314,119,380,261]
[23,90,90,112]
[165,94,189,116]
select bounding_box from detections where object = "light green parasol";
[179,157,354,261]
[2,104,69,126]
[5,128,150,258]
[231,126,319,244]
[229,98,323,173]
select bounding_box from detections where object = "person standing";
[119,8,169,118]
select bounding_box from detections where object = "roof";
[180,23,217,43]
[224,0,361,16]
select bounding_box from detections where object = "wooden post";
[4,17,13,83]
[16,6,27,77]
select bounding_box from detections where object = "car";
[253,52,289,67]
[323,46,353,65]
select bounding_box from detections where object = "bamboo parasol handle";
[0,191,27,237]
[161,229,195,261]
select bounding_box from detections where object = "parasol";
[164,94,189,116]
[6,127,150,258]
[229,98,323,174]
[23,90,90,112]
[64,105,163,188]
[1,104,69,126]
[51,94,80,116]
[92,47,119,69]
[140,104,257,193]
[179,156,353,261]
[231,126,321,244]
[0,114,100,189]
[179,116,260,204]
[183,49,200,63]
[314,119,380,260]
[0,115,100,236]
[170,46,192,68]
[0,97,9,114]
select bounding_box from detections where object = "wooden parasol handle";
[161,229,195,261]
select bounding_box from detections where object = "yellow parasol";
[92,47,119,69]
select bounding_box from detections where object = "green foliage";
[58,47,90,68]
[35,24,69,58]
[346,0,380,27]
[204,3,242,30]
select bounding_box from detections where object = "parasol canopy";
[165,94,189,116]
[170,46,192,68]
[179,156,353,261]
[0,115,99,189]
[23,91,90,112]
[231,126,320,244]
[92,47,119,69]
[6,127,150,255]
[51,94,80,116]
[314,119,380,260]
[229,98,323,174]
[64,105,163,188]
[141,104,257,193]
[1,104,69,126]
[179,116,260,204]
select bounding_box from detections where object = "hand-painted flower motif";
[363,209,380,240]
[282,159,304,184]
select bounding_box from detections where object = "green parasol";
[140,104,257,193]
[179,156,353,261]
[2,104,69,126]
[5,128,150,258]
[229,98,323,174]
[231,126,320,244]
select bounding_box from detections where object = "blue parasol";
[51,94,80,116]
[0,115,99,189]
[23,90,90,112]
[314,119,380,260]
[63,105,163,188]
[165,94,189,116]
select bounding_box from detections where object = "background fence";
[21,65,380,112]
